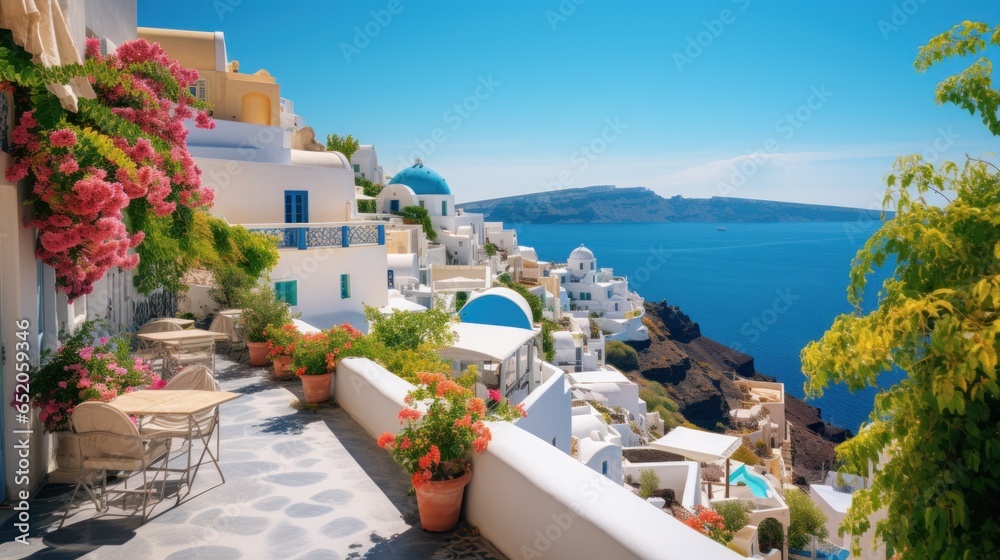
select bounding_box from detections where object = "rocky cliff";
[457,185,887,224]
[629,300,852,483]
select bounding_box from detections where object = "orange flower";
[468,397,486,416]
[435,380,466,397]
[417,371,447,386]
[472,436,489,453]
[418,445,441,469]
[454,414,472,428]
[411,470,433,487]
[400,436,412,450]
[397,407,422,423]
[377,432,395,449]
[513,403,528,417]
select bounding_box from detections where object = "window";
[284,190,308,223]
[419,200,425,208]
[387,270,395,288]
[458,241,463,247]
[353,164,360,173]
[340,274,351,299]
[607,290,612,299]
[579,292,591,301]
[274,280,297,306]
[601,461,608,475]
[389,199,400,212]
[590,262,595,270]
[188,79,207,102]
[579,262,584,270]
[441,201,447,216]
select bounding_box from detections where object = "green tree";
[483,242,498,257]
[398,205,437,242]
[356,175,383,214]
[801,21,1000,559]
[605,340,639,372]
[758,518,784,553]
[785,489,829,550]
[713,499,752,537]
[540,319,557,362]
[364,305,455,351]
[326,133,360,160]
[638,468,660,499]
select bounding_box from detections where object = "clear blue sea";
[512,221,904,433]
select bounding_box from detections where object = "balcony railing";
[245,222,385,250]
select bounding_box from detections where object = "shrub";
[238,285,294,343]
[398,205,436,242]
[638,469,660,499]
[786,488,829,550]
[701,463,725,481]
[681,505,732,545]
[758,518,784,552]
[605,340,639,371]
[589,318,601,339]
[713,499,752,535]
[364,305,454,351]
[755,439,771,458]
[208,264,255,309]
[730,445,760,466]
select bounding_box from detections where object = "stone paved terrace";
[0,355,506,560]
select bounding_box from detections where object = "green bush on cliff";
[606,340,639,372]
[730,445,759,466]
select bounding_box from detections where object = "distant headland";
[457,185,891,224]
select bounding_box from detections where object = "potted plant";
[291,323,362,403]
[26,320,165,482]
[377,372,526,531]
[265,322,301,379]
[238,285,293,366]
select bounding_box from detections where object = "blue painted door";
[284,191,308,247]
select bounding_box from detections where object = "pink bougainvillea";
[6,38,215,300]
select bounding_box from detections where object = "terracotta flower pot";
[272,355,293,379]
[414,470,472,532]
[300,372,333,403]
[247,341,270,366]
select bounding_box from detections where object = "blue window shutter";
[442,201,447,216]
[390,199,399,212]
[340,274,351,299]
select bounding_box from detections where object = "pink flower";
[58,158,80,174]
[49,129,77,148]
[488,389,502,402]
[78,347,94,361]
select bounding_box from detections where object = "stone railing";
[245,222,385,250]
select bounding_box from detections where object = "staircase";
[781,421,794,483]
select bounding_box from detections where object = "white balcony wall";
[513,370,572,454]
[334,358,742,560]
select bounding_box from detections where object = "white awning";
[378,298,428,314]
[649,426,742,463]
[438,322,539,362]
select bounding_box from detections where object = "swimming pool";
[729,464,770,498]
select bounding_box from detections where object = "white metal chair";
[163,337,215,378]
[133,320,184,372]
[208,314,245,359]
[59,402,172,527]
[141,365,225,486]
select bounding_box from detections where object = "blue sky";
[138,1,999,207]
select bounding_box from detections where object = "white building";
[142,28,389,329]
[0,0,139,502]
[350,144,385,185]
[378,161,485,266]
[551,244,648,341]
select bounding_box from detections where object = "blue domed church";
[376,159,486,265]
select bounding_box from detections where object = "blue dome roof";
[459,288,534,330]
[390,163,451,196]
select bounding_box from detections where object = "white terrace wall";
[335,357,742,560]
[513,369,571,455]
[622,461,702,508]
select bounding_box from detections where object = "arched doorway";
[758,517,784,556]
[241,92,271,125]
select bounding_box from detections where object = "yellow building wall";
[138,27,281,126]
